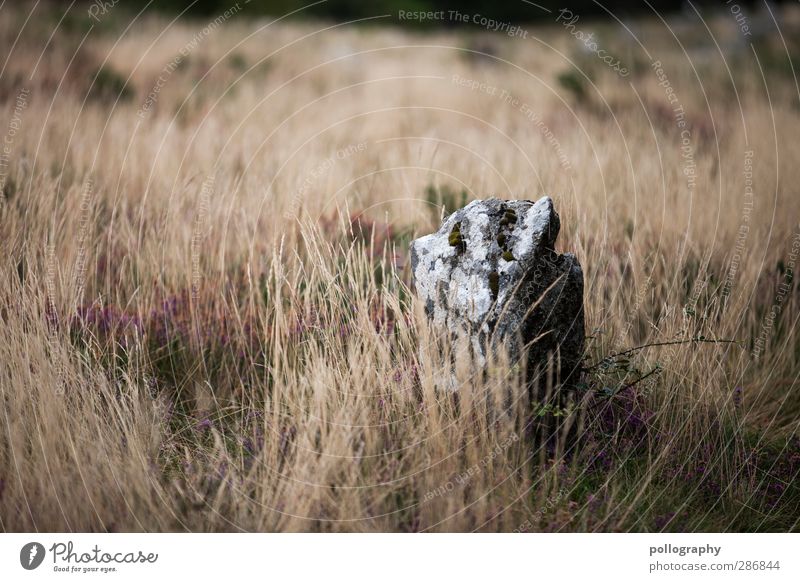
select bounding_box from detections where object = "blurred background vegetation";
[88,0,764,24]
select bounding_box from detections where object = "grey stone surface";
[410,196,584,385]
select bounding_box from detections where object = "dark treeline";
[145,0,764,23]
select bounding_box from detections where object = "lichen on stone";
[488,271,499,299]
[499,208,517,227]
[448,221,465,250]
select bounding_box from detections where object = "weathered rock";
[410,197,584,385]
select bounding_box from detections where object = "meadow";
[1,2,799,532]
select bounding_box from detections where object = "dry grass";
[1,2,799,532]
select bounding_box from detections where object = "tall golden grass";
[1,2,799,531]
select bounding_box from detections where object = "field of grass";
[1,2,799,532]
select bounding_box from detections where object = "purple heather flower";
[654,512,675,530]
[242,437,255,455]
[768,481,786,494]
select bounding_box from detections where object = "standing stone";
[410,197,584,386]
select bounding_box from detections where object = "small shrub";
[89,66,133,101]
[229,53,248,72]
[556,70,587,102]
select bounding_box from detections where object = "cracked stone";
[410,196,585,387]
